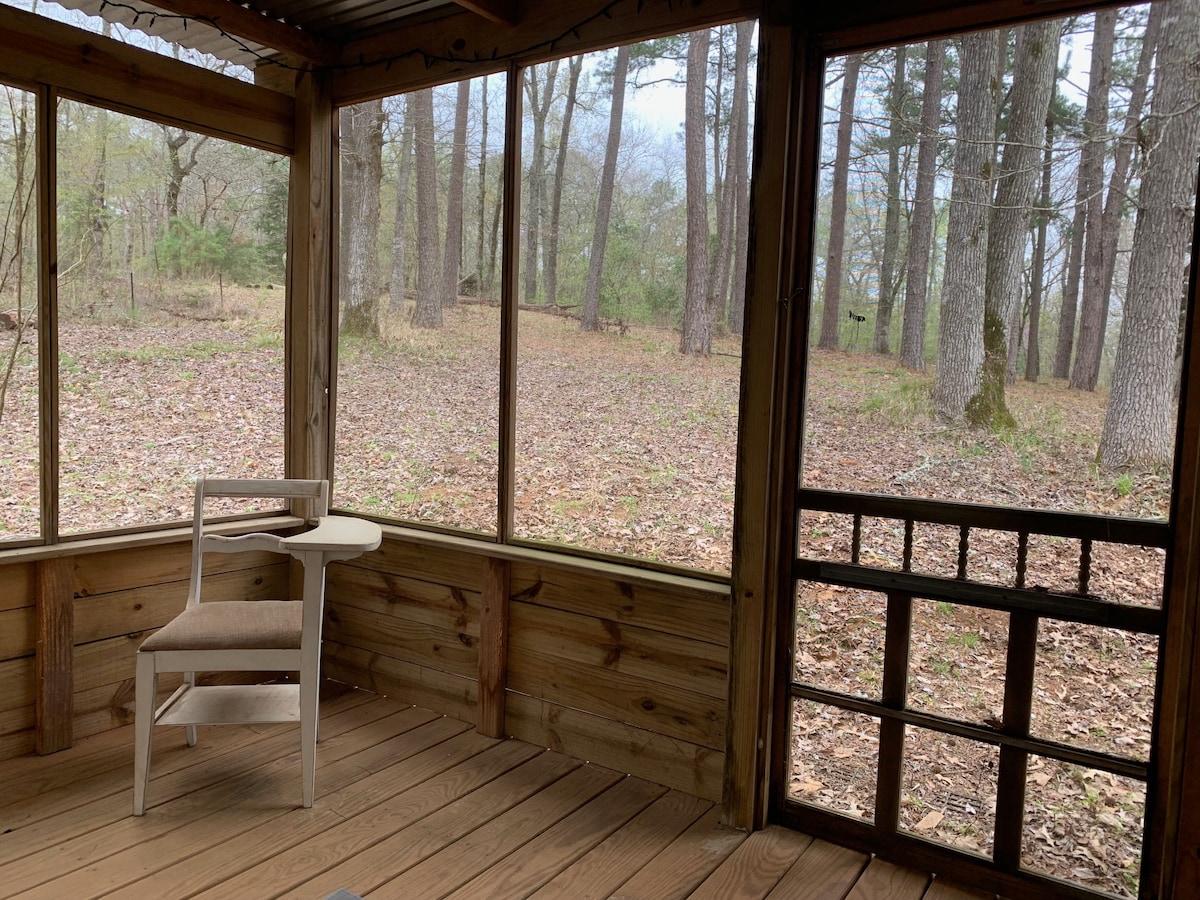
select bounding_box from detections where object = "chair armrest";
[279,516,382,555]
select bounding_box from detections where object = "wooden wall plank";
[346,537,488,593]
[506,692,724,801]
[508,652,725,751]
[323,602,478,678]
[322,641,477,723]
[326,565,482,625]
[0,563,34,612]
[478,558,511,738]
[71,544,279,598]
[509,560,729,646]
[73,633,144,693]
[0,730,35,762]
[0,658,35,711]
[73,564,290,644]
[0,704,35,741]
[509,602,728,701]
[35,557,73,754]
[0,4,292,153]
[0,608,35,661]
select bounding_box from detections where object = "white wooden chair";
[132,477,381,815]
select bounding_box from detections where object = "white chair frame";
[132,477,381,815]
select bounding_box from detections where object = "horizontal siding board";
[509,602,728,701]
[0,563,34,612]
[324,601,478,679]
[327,566,482,628]
[0,658,35,711]
[72,544,282,598]
[344,537,487,593]
[508,652,725,751]
[0,703,35,740]
[322,641,477,723]
[509,560,729,646]
[0,608,34,661]
[506,692,723,801]
[0,729,34,762]
[73,564,290,644]
[73,633,144,693]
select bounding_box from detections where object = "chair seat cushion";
[139,601,303,652]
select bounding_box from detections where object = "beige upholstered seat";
[132,477,381,815]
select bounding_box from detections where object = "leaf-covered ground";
[0,291,1164,896]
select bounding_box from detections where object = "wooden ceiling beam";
[453,0,517,26]
[145,0,339,65]
[0,3,293,152]
[334,0,757,103]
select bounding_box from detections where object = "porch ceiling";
[41,0,515,67]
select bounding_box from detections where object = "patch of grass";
[949,632,981,651]
[929,656,953,676]
[858,374,932,425]
[998,426,1049,473]
[1113,471,1134,497]
[650,465,680,486]
[552,498,590,517]
[249,329,283,351]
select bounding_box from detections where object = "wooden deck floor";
[0,688,992,899]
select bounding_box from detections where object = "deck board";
[527,790,713,900]
[0,689,992,900]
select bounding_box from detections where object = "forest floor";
[0,287,1166,897]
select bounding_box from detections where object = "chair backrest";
[187,477,330,608]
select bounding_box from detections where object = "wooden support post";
[994,610,1039,869]
[728,19,806,832]
[478,557,511,738]
[876,592,912,832]
[287,67,333,495]
[35,557,73,754]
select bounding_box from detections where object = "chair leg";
[300,672,318,808]
[183,672,197,747]
[133,652,156,816]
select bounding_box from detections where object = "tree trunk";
[1025,108,1054,383]
[411,88,442,329]
[441,80,470,308]
[932,33,997,422]
[389,96,414,313]
[818,53,862,351]
[899,39,945,372]
[581,44,630,332]
[726,20,755,337]
[874,45,909,355]
[524,62,559,304]
[1099,0,1200,469]
[1069,9,1118,391]
[339,99,385,338]
[1097,5,1161,336]
[680,29,712,356]
[712,29,738,332]
[1053,202,1086,378]
[968,20,1057,429]
[476,75,489,301]
[545,55,583,309]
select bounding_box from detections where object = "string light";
[94,0,667,75]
